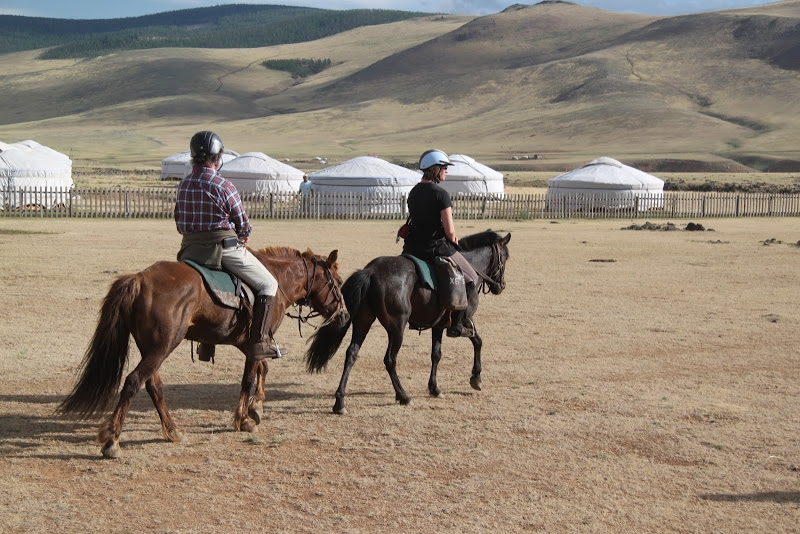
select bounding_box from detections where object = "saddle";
[182,259,254,309]
[402,254,467,311]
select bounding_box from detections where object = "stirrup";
[447,317,475,338]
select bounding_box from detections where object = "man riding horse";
[174,130,287,360]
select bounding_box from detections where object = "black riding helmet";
[190,131,224,161]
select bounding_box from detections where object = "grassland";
[0,217,797,532]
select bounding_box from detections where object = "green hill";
[0,4,428,58]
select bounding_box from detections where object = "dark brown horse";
[305,230,510,414]
[58,246,344,458]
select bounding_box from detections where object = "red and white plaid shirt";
[174,165,251,239]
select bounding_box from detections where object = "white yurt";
[441,154,504,197]
[219,152,304,196]
[0,140,73,208]
[546,157,664,211]
[309,156,421,214]
[160,149,240,180]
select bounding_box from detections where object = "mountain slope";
[0,1,798,167]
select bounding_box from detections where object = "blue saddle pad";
[401,254,436,290]
[182,259,248,309]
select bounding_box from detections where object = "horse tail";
[57,274,140,419]
[304,268,370,373]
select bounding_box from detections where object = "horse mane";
[253,246,340,273]
[459,230,503,252]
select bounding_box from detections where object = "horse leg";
[469,332,483,391]
[428,328,445,398]
[98,352,167,459]
[145,371,185,443]
[384,324,410,406]
[247,360,267,425]
[333,321,372,415]
[234,358,260,432]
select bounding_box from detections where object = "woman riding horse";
[403,149,479,337]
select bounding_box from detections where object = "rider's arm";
[441,207,458,245]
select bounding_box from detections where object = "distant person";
[402,149,479,337]
[174,130,286,360]
[298,173,313,214]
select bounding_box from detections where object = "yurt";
[0,140,73,208]
[309,156,421,214]
[441,154,504,197]
[219,152,304,196]
[160,149,240,180]
[546,157,664,211]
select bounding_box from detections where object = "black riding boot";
[446,282,476,338]
[248,295,288,361]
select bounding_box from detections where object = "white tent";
[0,140,73,208]
[546,157,664,211]
[219,152,304,196]
[160,149,240,180]
[308,156,421,214]
[441,154,504,197]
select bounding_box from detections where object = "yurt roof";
[160,149,240,180]
[0,140,73,180]
[441,154,504,195]
[447,154,503,181]
[548,157,663,191]
[309,156,421,187]
[220,152,304,179]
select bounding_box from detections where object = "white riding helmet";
[419,149,452,171]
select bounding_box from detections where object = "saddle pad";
[401,254,436,290]
[182,259,244,309]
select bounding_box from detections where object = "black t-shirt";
[402,181,454,260]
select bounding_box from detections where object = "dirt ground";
[0,217,798,533]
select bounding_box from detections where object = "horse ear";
[327,250,338,265]
[502,233,511,244]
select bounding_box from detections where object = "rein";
[470,241,507,294]
[284,254,344,336]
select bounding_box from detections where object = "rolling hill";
[0,0,798,170]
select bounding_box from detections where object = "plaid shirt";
[174,165,251,239]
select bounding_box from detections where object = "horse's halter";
[285,254,344,334]
[473,241,507,295]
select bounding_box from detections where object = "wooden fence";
[2,187,799,219]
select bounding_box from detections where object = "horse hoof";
[101,441,120,459]
[333,406,348,415]
[433,391,444,399]
[164,428,185,443]
[398,398,412,406]
[240,419,258,433]
[248,408,262,425]
[470,377,482,391]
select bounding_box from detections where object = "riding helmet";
[418,149,452,171]
[190,131,224,159]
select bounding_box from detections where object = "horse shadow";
[0,382,325,457]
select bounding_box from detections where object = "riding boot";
[248,295,289,361]
[446,282,476,338]
[197,343,215,362]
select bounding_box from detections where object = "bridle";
[284,254,344,335]
[472,240,507,295]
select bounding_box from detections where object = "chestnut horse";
[58,246,344,458]
[305,230,510,414]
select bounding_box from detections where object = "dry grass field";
[0,217,798,532]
